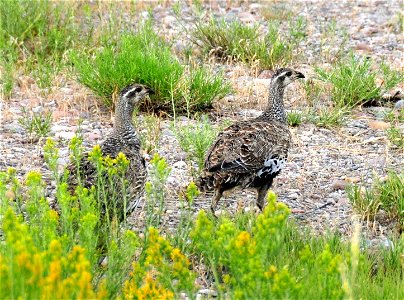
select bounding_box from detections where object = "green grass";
[316,53,403,109]
[287,110,303,127]
[171,115,223,175]
[18,108,53,139]
[347,171,404,229]
[384,109,404,149]
[190,16,306,70]
[71,23,230,112]
[386,125,404,149]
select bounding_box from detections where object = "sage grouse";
[197,68,304,213]
[66,83,154,222]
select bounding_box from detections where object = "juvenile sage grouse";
[66,83,154,222]
[197,68,304,213]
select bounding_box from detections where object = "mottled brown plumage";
[197,68,304,212]
[66,83,154,222]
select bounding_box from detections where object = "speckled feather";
[199,120,291,190]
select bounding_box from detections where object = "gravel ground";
[1,0,403,247]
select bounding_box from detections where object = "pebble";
[331,180,348,191]
[287,192,299,200]
[197,289,218,297]
[172,161,187,169]
[394,100,404,110]
[368,121,390,130]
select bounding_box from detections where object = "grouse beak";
[295,71,305,79]
[146,87,155,95]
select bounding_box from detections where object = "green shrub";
[316,53,403,108]
[287,110,303,126]
[347,171,404,228]
[172,115,221,175]
[71,24,230,112]
[191,17,306,70]
[386,124,404,149]
[18,108,53,139]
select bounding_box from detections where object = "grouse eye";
[285,71,292,76]
[134,86,142,93]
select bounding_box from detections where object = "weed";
[287,110,303,127]
[133,112,162,154]
[347,171,404,228]
[346,185,382,222]
[18,108,52,139]
[305,107,346,128]
[182,65,232,112]
[170,182,199,253]
[144,154,171,229]
[386,124,404,149]
[384,109,404,123]
[316,53,403,108]
[302,79,326,106]
[172,115,220,175]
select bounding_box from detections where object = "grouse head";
[271,68,305,88]
[119,83,155,107]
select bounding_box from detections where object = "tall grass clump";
[172,115,221,175]
[71,23,230,112]
[347,171,404,229]
[190,17,306,70]
[316,53,403,109]
[0,0,80,94]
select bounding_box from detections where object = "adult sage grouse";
[197,68,304,213]
[66,83,154,222]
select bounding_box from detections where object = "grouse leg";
[211,188,224,214]
[256,178,274,211]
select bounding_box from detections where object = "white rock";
[287,192,299,199]
[55,131,76,140]
[197,289,218,297]
[394,100,404,110]
[173,161,187,169]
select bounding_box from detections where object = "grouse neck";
[114,101,136,134]
[257,83,286,123]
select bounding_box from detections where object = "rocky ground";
[1,0,403,248]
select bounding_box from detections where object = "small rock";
[55,131,76,140]
[331,180,348,191]
[394,100,404,110]
[215,209,226,217]
[368,121,390,130]
[258,70,274,79]
[173,161,187,169]
[287,192,299,199]
[32,106,43,113]
[253,78,271,86]
[5,190,15,201]
[346,177,361,184]
[238,109,262,118]
[355,43,372,51]
[60,87,72,94]
[197,289,218,297]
